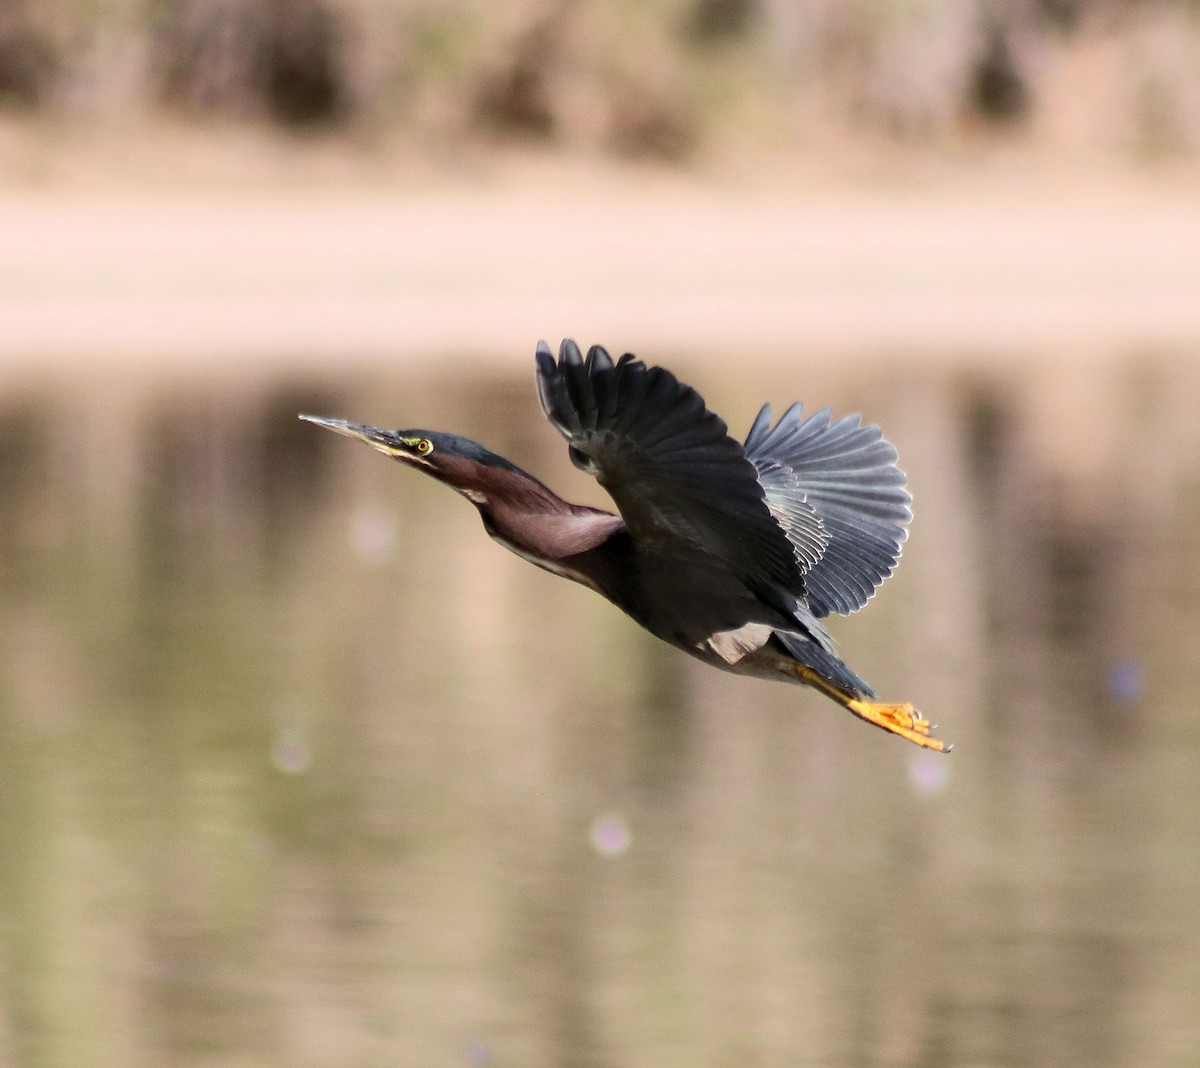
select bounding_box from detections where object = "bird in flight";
[302,340,948,751]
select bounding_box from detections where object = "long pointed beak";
[299,414,407,458]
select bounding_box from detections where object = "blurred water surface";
[1,350,1198,1068]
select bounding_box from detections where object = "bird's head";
[299,415,536,507]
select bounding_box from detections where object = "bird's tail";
[774,631,876,699]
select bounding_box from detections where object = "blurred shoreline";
[3,125,1200,377]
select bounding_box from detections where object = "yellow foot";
[845,698,952,752]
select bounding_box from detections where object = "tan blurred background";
[1,2,1199,1066]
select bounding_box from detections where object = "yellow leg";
[790,663,951,752]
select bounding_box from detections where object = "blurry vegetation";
[2,0,1200,157]
[152,0,352,125]
[0,2,60,109]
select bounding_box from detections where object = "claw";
[785,662,951,752]
[845,698,950,752]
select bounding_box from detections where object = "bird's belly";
[691,629,821,688]
[617,551,792,667]
[697,623,776,666]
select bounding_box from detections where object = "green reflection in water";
[0,355,1198,1068]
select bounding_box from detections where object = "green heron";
[301,340,948,752]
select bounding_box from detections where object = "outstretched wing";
[744,402,912,617]
[535,339,809,595]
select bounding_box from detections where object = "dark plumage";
[301,340,948,751]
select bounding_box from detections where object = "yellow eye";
[416,438,434,455]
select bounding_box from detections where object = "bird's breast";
[486,530,605,594]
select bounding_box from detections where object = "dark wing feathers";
[536,340,910,620]
[536,340,804,594]
[744,401,912,617]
